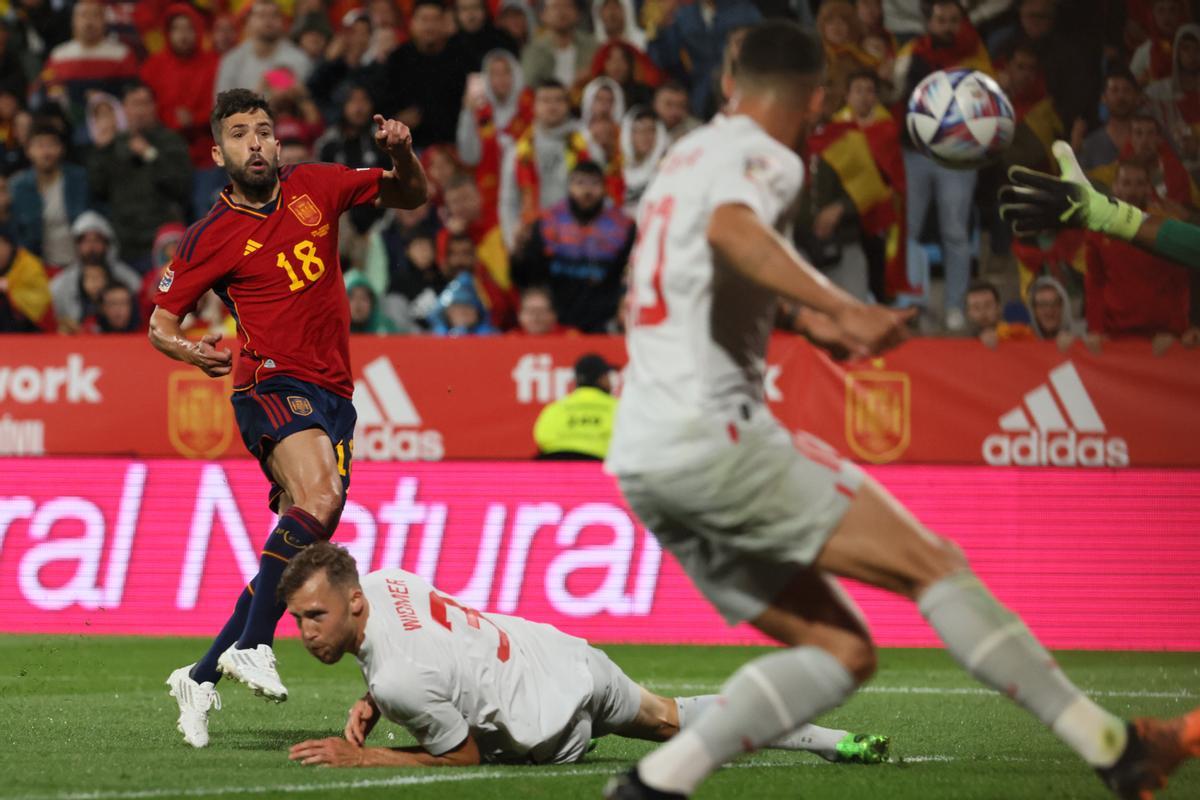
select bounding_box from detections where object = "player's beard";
[226,151,280,201]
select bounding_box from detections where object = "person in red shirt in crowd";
[138,221,185,325]
[511,284,576,335]
[139,2,220,216]
[1131,0,1188,86]
[38,0,139,144]
[1083,160,1200,352]
[457,50,534,217]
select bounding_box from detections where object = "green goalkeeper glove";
[998,141,1147,241]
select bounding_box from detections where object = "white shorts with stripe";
[617,410,864,625]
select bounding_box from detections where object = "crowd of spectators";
[0,0,1197,352]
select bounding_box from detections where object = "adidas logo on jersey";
[981,361,1128,467]
[353,356,444,461]
[243,239,263,256]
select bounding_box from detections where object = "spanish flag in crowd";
[819,105,914,298]
[897,17,993,77]
[474,88,535,217]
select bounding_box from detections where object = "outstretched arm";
[707,204,913,357]
[147,306,232,378]
[999,140,1200,269]
[373,114,428,210]
[288,731,482,768]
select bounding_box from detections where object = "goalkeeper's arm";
[999,141,1200,270]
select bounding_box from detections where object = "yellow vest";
[533,386,618,459]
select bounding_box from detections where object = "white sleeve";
[707,144,803,226]
[370,669,470,756]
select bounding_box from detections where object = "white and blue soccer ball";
[906,68,1015,169]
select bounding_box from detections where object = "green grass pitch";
[0,636,1197,799]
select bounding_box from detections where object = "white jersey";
[606,114,804,475]
[355,569,594,764]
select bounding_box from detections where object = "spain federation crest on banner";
[844,362,911,463]
[287,193,323,227]
[168,371,234,458]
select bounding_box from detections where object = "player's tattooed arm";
[147,307,233,378]
[373,113,428,209]
[289,731,482,768]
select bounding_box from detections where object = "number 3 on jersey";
[428,591,511,662]
[630,196,674,326]
[276,239,326,291]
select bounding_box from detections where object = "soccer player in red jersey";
[152,89,427,748]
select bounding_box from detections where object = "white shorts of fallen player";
[619,412,865,626]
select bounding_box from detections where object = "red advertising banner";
[1,458,1198,650]
[1,335,1199,465]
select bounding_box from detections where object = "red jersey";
[154,163,384,397]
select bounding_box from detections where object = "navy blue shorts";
[231,376,357,512]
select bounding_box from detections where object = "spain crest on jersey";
[843,362,911,463]
[288,193,323,227]
[167,371,234,458]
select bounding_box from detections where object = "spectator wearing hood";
[216,0,314,99]
[500,79,592,242]
[521,0,597,89]
[49,210,141,332]
[1132,0,1187,86]
[10,122,88,267]
[620,107,667,216]
[36,0,139,145]
[431,271,498,336]
[512,160,634,333]
[346,269,399,334]
[581,77,627,207]
[1027,275,1078,351]
[0,223,52,332]
[138,221,185,324]
[87,83,190,272]
[647,0,761,117]
[496,0,537,50]
[452,0,519,70]
[139,4,219,180]
[380,0,472,148]
[458,49,533,216]
[1147,23,1200,181]
[591,40,658,110]
[441,228,516,330]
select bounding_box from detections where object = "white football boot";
[217,644,288,702]
[167,664,222,748]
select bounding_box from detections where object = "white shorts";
[545,647,643,764]
[618,415,863,625]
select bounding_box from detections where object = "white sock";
[1051,695,1128,768]
[676,695,848,760]
[641,647,854,795]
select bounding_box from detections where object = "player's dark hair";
[967,279,1000,303]
[210,88,274,143]
[277,541,360,604]
[731,22,824,87]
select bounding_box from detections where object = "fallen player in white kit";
[276,542,890,768]
[602,19,1200,800]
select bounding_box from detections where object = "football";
[906,68,1015,169]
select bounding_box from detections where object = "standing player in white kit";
[603,21,1200,800]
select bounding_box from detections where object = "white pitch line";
[644,683,1198,700]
